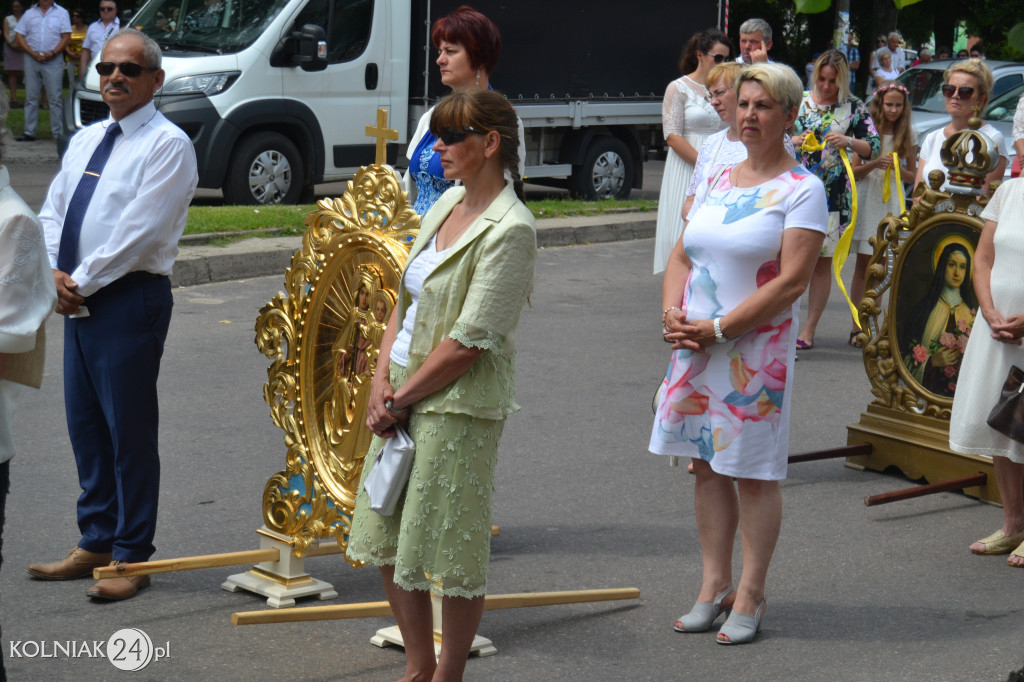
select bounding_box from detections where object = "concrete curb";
[170,213,655,288]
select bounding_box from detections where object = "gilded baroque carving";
[254,165,419,558]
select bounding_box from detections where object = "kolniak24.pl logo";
[9,628,169,671]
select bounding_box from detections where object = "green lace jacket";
[398,183,536,420]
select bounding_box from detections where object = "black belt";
[119,271,165,284]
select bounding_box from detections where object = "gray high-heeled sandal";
[716,597,766,645]
[672,585,735,633]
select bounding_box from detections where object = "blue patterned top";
[409,129,454,215]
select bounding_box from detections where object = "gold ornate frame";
[847,170,997,500]
[254,165,419,558]
[856,176,985,419]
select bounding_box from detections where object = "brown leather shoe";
[26,547,113,580]
[87,572,151,601]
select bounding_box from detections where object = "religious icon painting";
[893,227,979,400]
[855,184,986,419]
[254,164,418,556]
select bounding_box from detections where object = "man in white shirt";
[875,32,906,74]
[735,18,773,65]
[27,28,198,602]
[78,0,118,76]
[13,0,70,141]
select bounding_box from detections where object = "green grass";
[4,88,57,139]
[528,198,657,218]
[184,205,312,235]
[183,198,657,236]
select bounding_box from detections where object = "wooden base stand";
[221,528,339,608]
[845,405,998,503]
[370,589,498,658]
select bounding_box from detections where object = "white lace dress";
[653,76,725,273]
[949,179,1024,462]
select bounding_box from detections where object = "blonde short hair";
[707,62,744,90]
[944,58,994,109]
[736,62,804,113]
[810,49,851,103]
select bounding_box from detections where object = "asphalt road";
[3,239,1023,681]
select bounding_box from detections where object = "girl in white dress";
[652,28,731,273]
[848,81,917,346]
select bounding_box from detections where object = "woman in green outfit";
[346,89,536,682]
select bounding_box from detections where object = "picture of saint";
[901,234,977,397]
[324,273,389,484]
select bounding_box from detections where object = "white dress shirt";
[13,3,70,52]
[81,16,118,56]
[39,101,199,297]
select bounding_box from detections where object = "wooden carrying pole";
[94,526,500,579]
[788,443,872,464]
[863,472,987,507]
[232,588,641,626]
[93,548,281,579]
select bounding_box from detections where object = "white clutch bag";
[364,426,416,516]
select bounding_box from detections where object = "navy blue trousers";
[63,273,172,562]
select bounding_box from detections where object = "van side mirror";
[271,24,327,71]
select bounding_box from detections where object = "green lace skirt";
[346,362,505,598]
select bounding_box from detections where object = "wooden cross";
[365,108,399,165]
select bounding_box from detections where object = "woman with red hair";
[404,5,524,215]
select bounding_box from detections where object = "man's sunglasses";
[96,61,157,77]
[437,126,486,145]
[941,84,975,99]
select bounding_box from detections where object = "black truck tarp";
[410,1,721,105]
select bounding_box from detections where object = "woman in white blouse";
[652,28,732,273]
[914,59,1007,195]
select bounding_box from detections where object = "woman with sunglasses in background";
[347,89,535,682]
[403,5,524,216]
[915,59,1007,196]
[653,28,732,273]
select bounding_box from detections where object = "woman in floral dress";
[792,50,879,349]
[651,64,827,645]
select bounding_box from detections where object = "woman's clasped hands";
[365,376,407,438]
[984,309,1024,345]
[662,307,716,352]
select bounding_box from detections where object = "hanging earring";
[476,69,481,87]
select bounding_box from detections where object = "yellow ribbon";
[801,131,826,153]
[881,151,905,206]
[832,147,860,327]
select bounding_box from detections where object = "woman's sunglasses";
[707,53,729,64]
[95,61,158,78]
[437,126,486,145]
[941,84,975,99]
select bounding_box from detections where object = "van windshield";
[132,0,292,54]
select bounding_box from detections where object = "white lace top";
[389,233,450,368]
[662,75,722,140]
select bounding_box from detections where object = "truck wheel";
[224,132,304,205]
[570,136,633,200]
